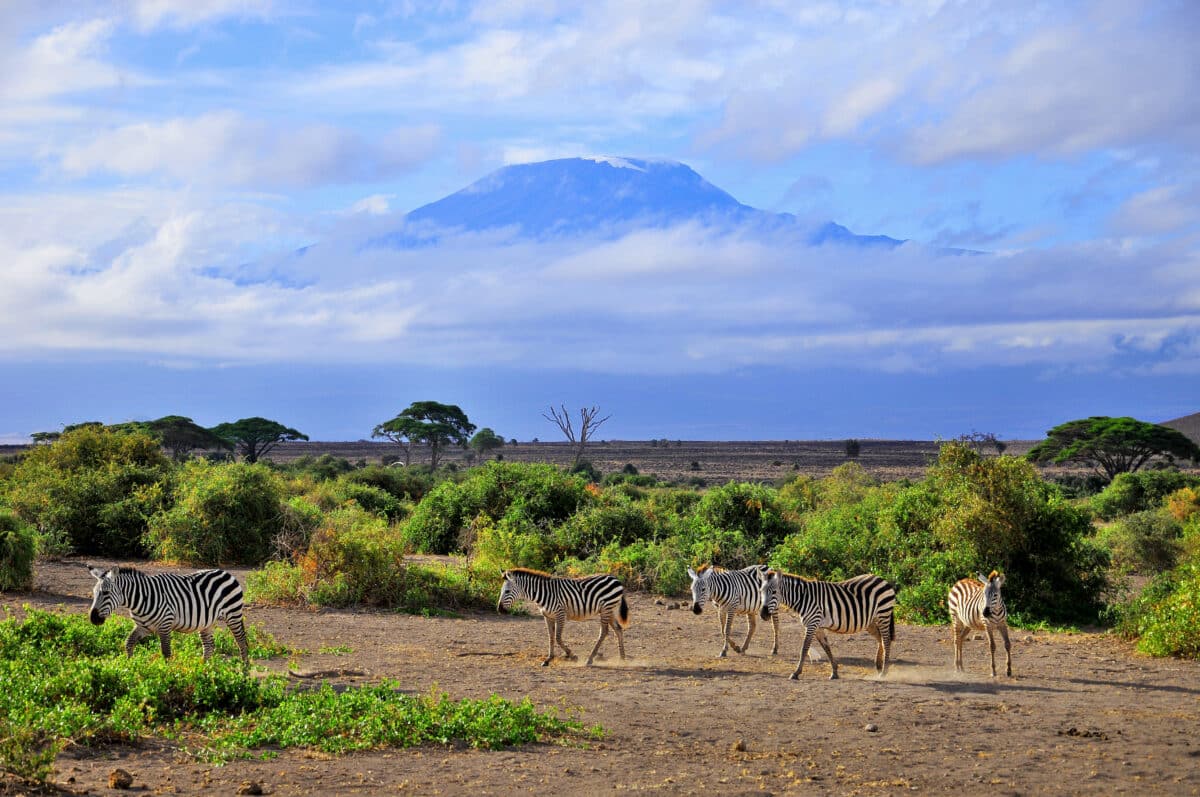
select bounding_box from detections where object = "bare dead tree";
[542,404,612,465]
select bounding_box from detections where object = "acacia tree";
[142,416,232,461]
[1027,416,1200,481]
[469,428,505,461]
[375,401,475,469]
[210,417,308,463]
[371,416,423,467]
[542,404,611,465]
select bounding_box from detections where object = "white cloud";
[0,18,125,103]
[1109,185,1200,237]
[57,111,441,189]
[124,0,275,31]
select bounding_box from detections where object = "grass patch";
[0,608,597,786]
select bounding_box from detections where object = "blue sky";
[1,1,1198,442]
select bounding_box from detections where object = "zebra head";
[497,570,522,614]
[759,569,780,621]
[87,565,120,625]
[977,571,1005,619]
[686,567,710,614]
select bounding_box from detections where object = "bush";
[297,505,407,606]
[1114,563,1200,658]
[283,454,355,482]
[146,461,285,566]
[404,462,589,554]
[771,443,1108,624]
[553,500,658,558]
[1091,471,1200,521]
[690,481,795,549]
[333,480,406,521]
[0,510,36,591]
[569,459,601,483]
[7,426,172,558]
[342,465,437,502]
[1095,510,1183,575]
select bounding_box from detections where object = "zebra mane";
[507,566,552,577]
[694,564,727,574]
[113,566,145,577]
[774,570,816,581]
[987,569,1000,580]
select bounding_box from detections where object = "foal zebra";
[87,565,249,666]
[497,568,630,666]
[948,571,1012,677]
[758,570,896,679]
[687,564,780,658]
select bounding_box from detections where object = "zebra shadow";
[1065,677,1200,696]
[920,678,1076,695]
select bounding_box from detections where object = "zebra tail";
[618,595,630,628]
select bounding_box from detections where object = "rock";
[666,602,680,610]
[730,739,746,752]
[238,781,265,795]
[654,598,666,605]
[108,768,134,789]
[864,723,878,732]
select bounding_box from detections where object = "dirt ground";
[5,559,1200,796]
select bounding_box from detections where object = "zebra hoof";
[789,673,800,680]
[541,659,552,667]
[829,673,839,680]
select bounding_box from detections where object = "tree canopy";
[1027,416,1200,481]
[469,428,505,460]
[210,417,308,463]
[375,401,475,469]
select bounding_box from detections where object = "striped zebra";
[87,565,249,667]
[686,564,780,658]
[758,570,896,679]
[497,568,630,666]
[948,571,1012,677]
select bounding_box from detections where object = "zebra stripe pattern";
[687,564,780,658]
[87,565,249,666]
[497,568,630,666]
[948,571,1012,677]
[758,570,896,679]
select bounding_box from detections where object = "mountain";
[389,156,904,248]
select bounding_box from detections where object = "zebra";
[948,571,1012,677]
[758,569,896,679]
[87,565,249,667]
[686,564,780,658]
[497,568,630,666]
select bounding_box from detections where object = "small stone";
[238,781,265,795]
[731,739,746,752]
[109,768,134,789]
[864,723,879,732]
[667,602,680,610]
[654,598,666,605]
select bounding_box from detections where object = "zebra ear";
[499,569,508,580]
[687,568,698,581]
[994,572,1005,587]
[977,572,988,585]
[87,565,106,580]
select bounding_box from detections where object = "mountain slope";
[396,156,904,247]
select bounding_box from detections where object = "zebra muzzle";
[89,608,105,625]
[691,603,702,615]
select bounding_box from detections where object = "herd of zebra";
[83,562,1012,679]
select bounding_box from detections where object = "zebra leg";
[814,629,838,679]
[737,612,756,655]
[869,626,884,672]
[227,614,250,667]
[124,625,151,657]
[542,615,557,666]
[157,629,173,660]
[719,609,734,657]
[612,616,626,660]
[586,615,610,666]
[790,626,817,679]
[199,630,216,661]
[952,620,968,672]
[770,613,780,656]
[987,625,998,677]
[998,622,1012,677]
[556,609,575,660]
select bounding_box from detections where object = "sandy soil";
[5,558,1200,796]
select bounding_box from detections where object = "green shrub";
[0,608,584,784]
[342,465,436,502]
[771,443,1107,625]
[1091,471,1200,520]
[1095,510,1183,575]
[146,461,285,566]
[1114,563,1200,658]
[333,479,406,521]
[0,511,36,591]
[404,462,589,554]
[553,500,658,558]
[283,454,355,481]
[690,481,795,549]
[297,505,407,606]
[7,426,171,557]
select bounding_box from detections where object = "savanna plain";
[3,440,1200,795]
